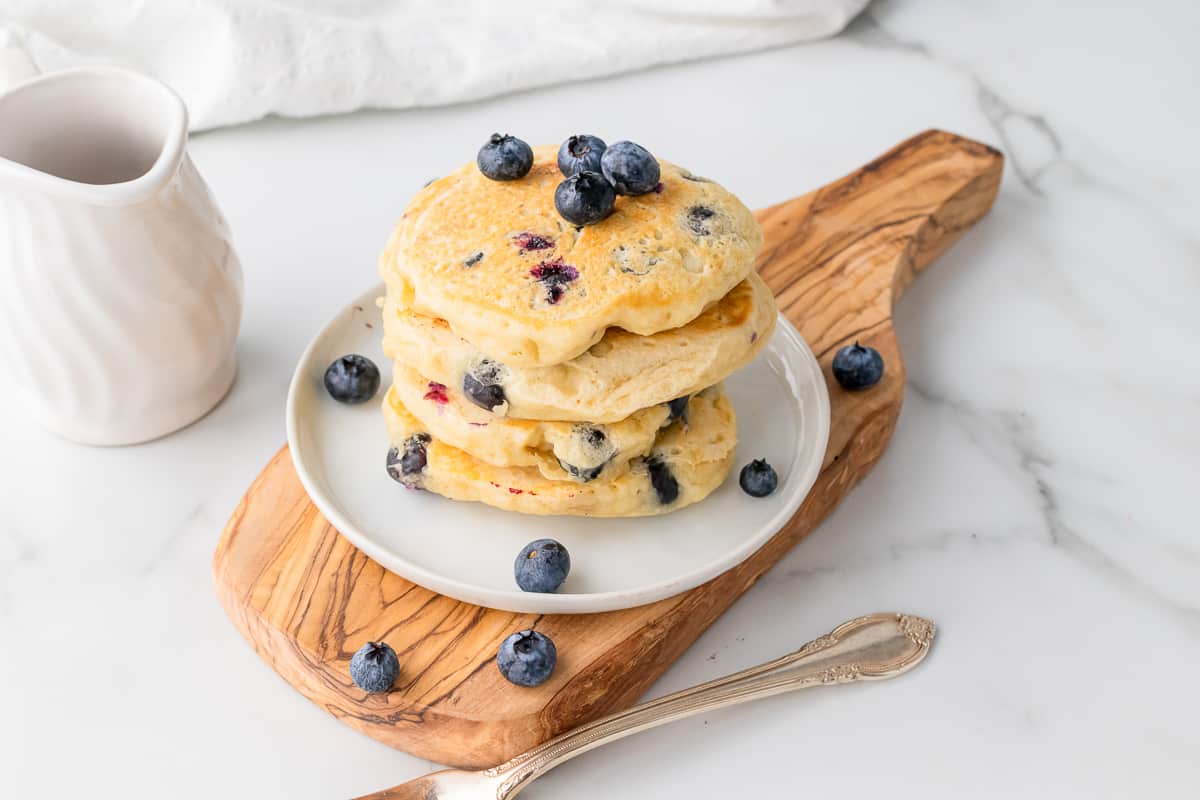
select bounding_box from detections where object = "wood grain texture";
[213,130,1003,768]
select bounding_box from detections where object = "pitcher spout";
[0,66,187,206]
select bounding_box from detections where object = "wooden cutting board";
[213,130,1002,768]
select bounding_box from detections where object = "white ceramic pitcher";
[0,67,243,445]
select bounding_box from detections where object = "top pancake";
[380,145,762,367]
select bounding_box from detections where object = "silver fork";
[354,612,935,799]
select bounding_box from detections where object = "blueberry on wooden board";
[832,343,885,390]
[497,631,557,687]
[350,642,399,693]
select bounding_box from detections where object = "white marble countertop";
[4,2,1199,797]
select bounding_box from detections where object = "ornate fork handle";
[486,613,935,798]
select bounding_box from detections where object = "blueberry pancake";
[389,364,680,483]
[380,145,762,368]
[382,271,776,424]
[383,386,737,517]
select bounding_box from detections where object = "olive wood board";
[213,129,1003,768]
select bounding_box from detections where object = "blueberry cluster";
[555,136,660,226]
[475,132,661,227]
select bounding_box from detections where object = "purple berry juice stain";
[530,257,579,305]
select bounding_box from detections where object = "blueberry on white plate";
[515,538,571,593]
[739,459,778,498]
[324,354,380,404]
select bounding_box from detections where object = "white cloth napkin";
[0,0,866,131]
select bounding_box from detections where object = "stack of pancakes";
[379,146,776,517]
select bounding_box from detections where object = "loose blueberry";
[530,257,580,304]
[386,433,431,485]
[497,631,557,687]
[350,641,400,693]
[463,359,507,411]
[646,456,680,505]
[685,205,715,236]
[514,538,571,593]
[557,134,607,177]
[323,355,380,404]
[477,133,534,181]
[832,343,885,390]
[601,141,661,196]
[554,171,616,226]
[666,395,690,424]
[739,459,778,498]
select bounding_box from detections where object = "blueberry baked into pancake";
[384,385,737,517]
[381,144,762,367]
[381,270,775,423]
[389,363,677,483]
[379,133,776,517]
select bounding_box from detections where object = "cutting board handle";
[751,130,1002,469]
[757,129,1003,352]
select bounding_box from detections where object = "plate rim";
[286,283,830,614]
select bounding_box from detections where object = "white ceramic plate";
[287,284,829,614]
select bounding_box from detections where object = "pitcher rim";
[0,65,188,207]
